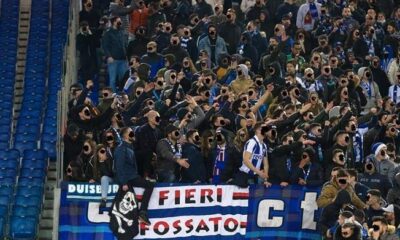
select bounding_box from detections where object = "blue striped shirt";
[239,136,267,175]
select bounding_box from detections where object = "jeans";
[127,177,154,212]
[157,170,176,183]
[101,176,113,199]
[107,59,128,92]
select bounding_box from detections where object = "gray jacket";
[369,155,396,184]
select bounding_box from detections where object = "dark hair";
[372,216,388,225]
[186,129,198,139]
[336,169,348,178]
[120,127,132,138]
[346,169,358,181]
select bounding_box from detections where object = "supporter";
[79,0,101,29]
[141,41,165,80]
[129,0,148,35]
[181,129,207,183]
[290,147,324,187]
[198,24,228,65]
[218,8,241,55]
[233,122,272,188]
[109,0,137,33]
[156,125,190,182]
[210,129,240,184]
[316,169,366,209]
[296,0,321,32]
[93,144,114,207]
[335,222,362,240]
[347,168,370,202]
[365,189,385,227]
[368,216,399,240]
[382,204,400,235]
[114,127,154,225]
[102,16,129,91]
[359,160,392,199]
[369,143,396,184]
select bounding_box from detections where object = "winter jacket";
[198,36,227,65]
[101,28,128,60]
[359,172,392,199]
[316,180,367,209]
[129,8,148,34]
[140,52,164,79]
[181,142,207,183]
[368,225,399,240]
[114,141,139,185]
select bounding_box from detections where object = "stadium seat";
[0,186,13,196]
[14,141,37,155]
[15,195,41,209]
[16,186,44,198]
[21,160,47,170]
[10,216,38,239]
[0,177,16,187]
[0,149,20,160]
[12,207,40,219]
[17,178,44,188]
[0,196,10,206]
[20,169,45,179]
[23,149,47,160]
[41,141,56,160]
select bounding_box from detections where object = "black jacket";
[209,144,241,183]
[114,141,139,185]
[181,142,207,183]
[290,162,324,187]
[269,142,302,184]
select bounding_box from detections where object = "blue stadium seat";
[16,186,43,198]
[10,216,38,239]
[0,177,16,187]
[0,186,13,197]
[21,160,46,170]
[41,141,56,160]
[14,141,37,155]
[0,168,17,178]
[15,195,41,208]
[12,207,40,219]
[0,159,19,169]
[0,196,10,206]
[23,149,47,160]
[20,169,45,179]
[17,177,44,187]
[0,149,20,159]
[0,142,9,149]
[0,217,4,239]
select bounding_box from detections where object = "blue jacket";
[181,143,207,183]
[114,141,139,185]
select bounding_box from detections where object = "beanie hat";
[371,142,386,157]
[237,64,249,77]
[165,124,179,135]
[176,108,189,120]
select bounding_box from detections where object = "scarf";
[309,2,319,19]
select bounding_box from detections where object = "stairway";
[11,0,31,144]
[38,161,57,240]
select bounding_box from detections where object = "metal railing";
[56,0,79,187]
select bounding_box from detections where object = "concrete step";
[44,200,54,210]
[39,219,53,229]
[38,229,52,240]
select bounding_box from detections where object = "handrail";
[56,0,79,187]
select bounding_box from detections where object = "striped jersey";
[239,135,267,175]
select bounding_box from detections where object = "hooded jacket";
[386,174,400,206]
[367,225,399,240]
[141,52,164,80]
[263,61,285,96]
[334,223,362,240]
[229,64,253,95]
[238,32,259,72]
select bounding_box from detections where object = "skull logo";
[119,191,137,215]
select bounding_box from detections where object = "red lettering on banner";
[200,188,213,203]
[175,190,180,205]
[195,219,210,232]
[217,187,222,202]
[172,220,181,234]
[159,190,169,206]
[139,222,150,235]
[224,218,239,232]
[209,217,222,232]
[154,221,169,235]
[185,219,193,233]
[185,189,196,204]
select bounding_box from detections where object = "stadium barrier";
[59,182,322,239]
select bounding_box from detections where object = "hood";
[242,32,253,45]
[237,64,249,78]
[268,61,282,77]
[137,63,151,82]
[334,189,351,206]
[164,70,175,87]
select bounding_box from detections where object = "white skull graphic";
[118,191,137,215]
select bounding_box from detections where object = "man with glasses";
[317,169,366,209]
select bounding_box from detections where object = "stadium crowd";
[64,0,400,238]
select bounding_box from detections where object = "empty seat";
[21,160,46,170]
[0,149,20,159]
[12,207,40,219]
[41,141,56,160]
[23,149,47,160]
[20,169,45,179]
[0,196,10,206]
[17,177,44,187]
[0,168,16,178]
[10,216,38,239]
[16,186,44,198]
[15,195,41,208]
[0,177,16,186]
[14,141,37,155]
[0,186,13,197]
